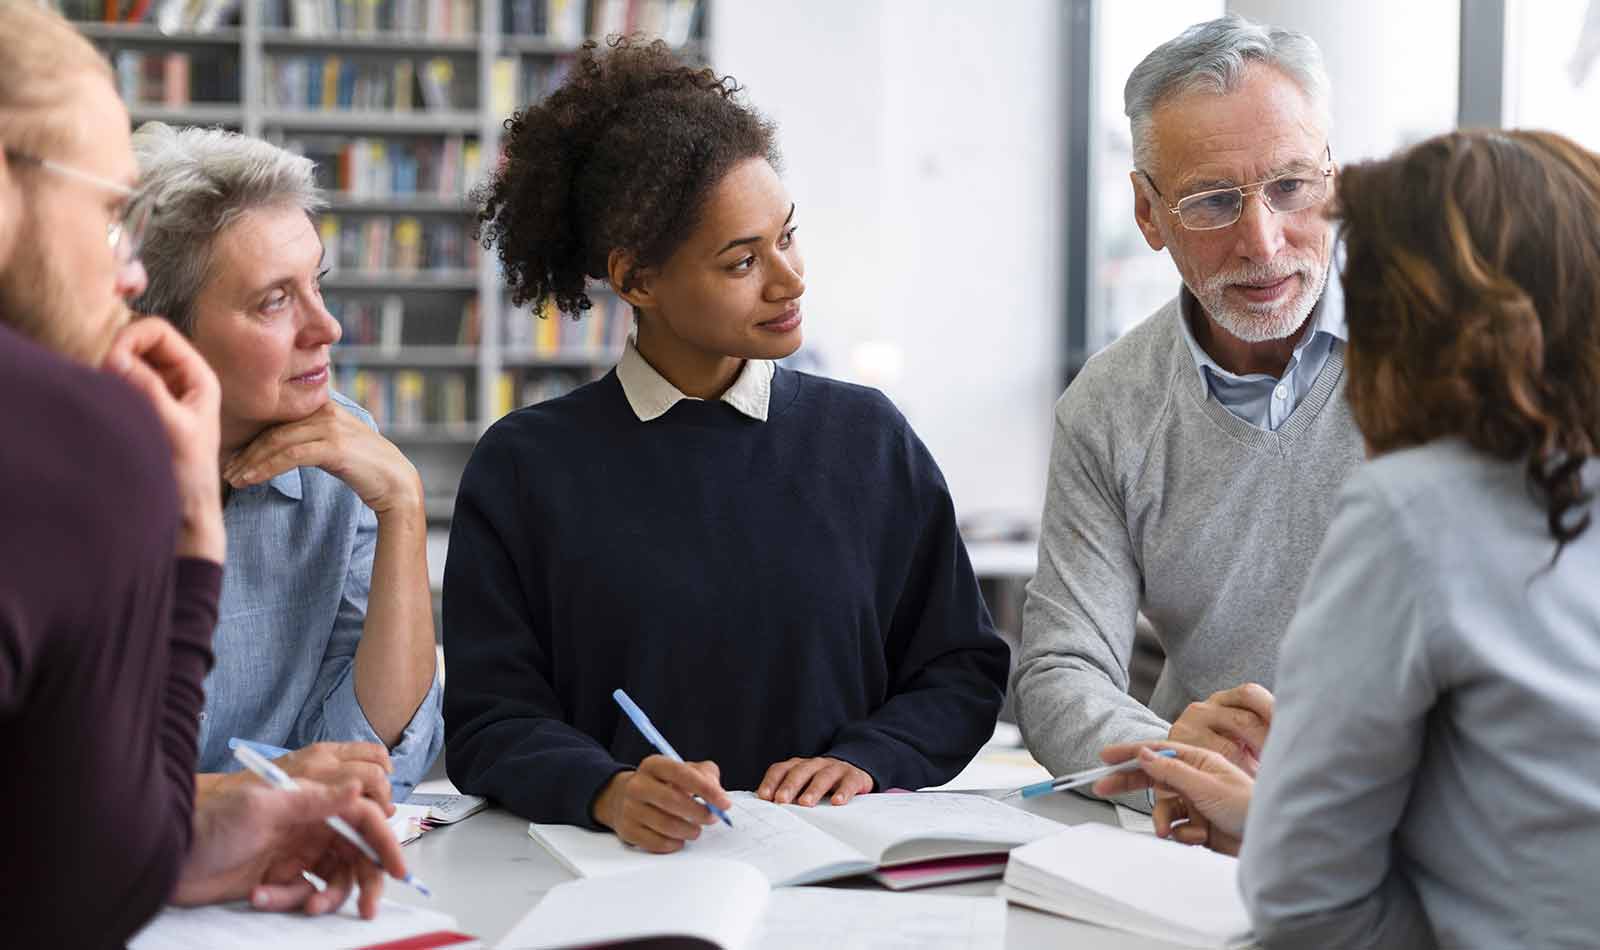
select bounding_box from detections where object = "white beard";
[1193,260,1329,343]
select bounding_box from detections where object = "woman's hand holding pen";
[1094,741,1255,856]
[593,755,733,854]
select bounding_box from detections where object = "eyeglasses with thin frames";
[3,148,156,265]
[1141,145,1335,231]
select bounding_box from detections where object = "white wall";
[711,1,1064,524]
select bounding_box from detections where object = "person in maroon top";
[0,4,408,946]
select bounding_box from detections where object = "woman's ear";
[607,248,653,313]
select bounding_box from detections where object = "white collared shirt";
[614,340,775,422]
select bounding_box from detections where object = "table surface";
[389,789,1200,949]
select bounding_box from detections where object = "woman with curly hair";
[1093,128,1600,948]
[441,38,1009,852]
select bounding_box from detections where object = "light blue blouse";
[194,391,443,798]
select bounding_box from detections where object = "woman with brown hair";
[1092,128,1600,949]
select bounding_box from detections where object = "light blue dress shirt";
[195,391,443,799]
[1177,267,1347,431]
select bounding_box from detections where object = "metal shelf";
[500,349,619,368]
[260,109,480,133]
[499,35,704,58]
[322,270,479,291]
[334,345,480,366]
[75,22,242,45]
[128,104,245,126]
[259,27,478,53]
[382,424,482,444]
[323,194,474,214]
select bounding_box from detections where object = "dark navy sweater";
[442,366,1009,827]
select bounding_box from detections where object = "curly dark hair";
[475,36,779,317]
[1335,129,1600,558]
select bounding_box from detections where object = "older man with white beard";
[1013,14,1364,820]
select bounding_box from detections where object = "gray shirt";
[1241,439,1600,949]
[1012,294,1365,792]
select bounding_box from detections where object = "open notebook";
[998,823,1255,950]
[128,894,476,950]
[497,858,1005,949]
[528,790,1064,886]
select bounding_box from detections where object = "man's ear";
[1131,171,1167,253]
[607,248,654,313]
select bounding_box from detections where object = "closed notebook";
[998,823,1254,950]
[496,858,1006,950]
[527,790,1064,886]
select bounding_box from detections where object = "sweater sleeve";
[824,425,1010,791]
[157,557,223,868]
[1011,386,1169,805]
[1238,475,1438,949]
[294,499,444,799]
[443,427,628,827]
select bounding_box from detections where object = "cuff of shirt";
[321,674,445,800]
[822,738,899,793]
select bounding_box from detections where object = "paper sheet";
[1115,804,1156,835]
[529,791,870,885]
[128,895,458,950]
[756,888,1006,950]
[791,792,1064,862]
[390,802,432,845]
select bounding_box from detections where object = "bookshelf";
[68,1,711,539]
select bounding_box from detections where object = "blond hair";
[0,1,113,155]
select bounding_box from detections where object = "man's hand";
[173,778,407,918]
[592,756,732,854]
[203,742,396,816]
[103,318,223,562]
[756,756,874,807]
[1095,741,1254,856]
[222,401,422,517]
[1161,683,1272,837]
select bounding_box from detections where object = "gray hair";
[1124,14,1332,174]
[131,123,324,333]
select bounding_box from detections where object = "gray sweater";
[1241,440,1600,949]
[1013,296,1364,786]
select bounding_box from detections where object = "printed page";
[788,792,1064,865]
[528,792,872,885]
[496,859,767,950]
[128,895,458,950]
[754,888,1006,950]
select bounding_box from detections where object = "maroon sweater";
[0,323,221,948]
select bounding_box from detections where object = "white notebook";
[497,858,1006,950]
[129,894,469,949]
[528,790,1064,886]
[999,823,1254,950]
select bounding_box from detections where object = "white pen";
[231,744,433,899]
[1004,749,1180,800]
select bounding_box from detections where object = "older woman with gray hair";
[132,123,442,803]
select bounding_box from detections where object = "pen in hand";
[231,744,433,898]
[612,688,733,827]
[1005,749,1180,800]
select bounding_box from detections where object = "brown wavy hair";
[1335,129,1600,558]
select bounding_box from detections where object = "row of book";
[58,0,240,30]
[504,0,701,46]
[332,296,478,348]
[263,0,476,37]
[264,55,470,112]
[290,136,481,200]
[503,294,633,355]
[112,49,239,107]
[336,367,592,429]
[486,55,573,116]
[317,214,476,273]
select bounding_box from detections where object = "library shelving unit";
[71,1,710,536]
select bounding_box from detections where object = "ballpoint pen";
[1004,749,1179,800]
[612,688,733,827]
[232,744,433,898]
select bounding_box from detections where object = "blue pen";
[1005,749,1180,800]
[612,688,733,827]
[228,737,291,759]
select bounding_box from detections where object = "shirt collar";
[266,467,303,500]
[1177,263,1347,386]
[615,340,774,422]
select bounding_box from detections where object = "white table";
[389,790,1196,949]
